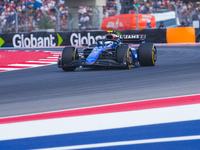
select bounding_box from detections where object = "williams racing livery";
[58,32,157,71]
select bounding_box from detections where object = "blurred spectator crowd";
[103,0,200,26]
[0,0,200,33]
[78,6,93,30]
[175,1,200,26]
[0,0,68,33]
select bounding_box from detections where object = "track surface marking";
[0,51,61,72]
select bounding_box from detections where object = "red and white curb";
[0,94,200,141]
[0,50,61,72]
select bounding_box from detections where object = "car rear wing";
[106,31,146,43]
[116,34,146,43]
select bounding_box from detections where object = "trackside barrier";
[0,28,198,48]
[0,29,166,48]
[101,14,156,30]
[167,27,196,43]
[195,29,200,42]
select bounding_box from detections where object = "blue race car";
[57,33,157,71]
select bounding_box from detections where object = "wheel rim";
[127,49,132,69]
[152,46,157,65]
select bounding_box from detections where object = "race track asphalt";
[0,45,200,117]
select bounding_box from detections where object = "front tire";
[116,45,133,69]
[62,47,76,71]
[138,43,157,66]
[62,67,76,71]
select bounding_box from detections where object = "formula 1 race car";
[58,32,157,71]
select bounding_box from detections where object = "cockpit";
[105,41,114,47]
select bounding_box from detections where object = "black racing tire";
[138,43,157,66]
[62,47,76,71]
[62,67,76,71]
[116,45,132,69]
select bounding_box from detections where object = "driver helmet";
[105,41,114,47]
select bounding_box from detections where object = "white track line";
[51,52,62,54]
[9,64,44,67]
[33,135,200,150]
[47,57,58,58]
[27,61,56,64]
[0,104,200,141]
[38,59,58,61]
[1,94,199,120]
[0,68,22,71]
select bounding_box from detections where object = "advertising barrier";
[1,27,199,47]
[101,14,156,30]
[167,27,196,43]
[0,31,106,48]
[120,29,167,43]
[0,32,61,48]
[0,29,167,48]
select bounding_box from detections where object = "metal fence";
[0,7,101,33]
[0,3,199,34]
[0,6,66,33]
[177,8,200,27]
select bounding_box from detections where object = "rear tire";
[116,45,132,69]
[62,47,76,71]
[138,43,157,66]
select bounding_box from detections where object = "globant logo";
[12,34,56,47]
[70,33,104,46]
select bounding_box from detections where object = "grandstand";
[0,0,199,33]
